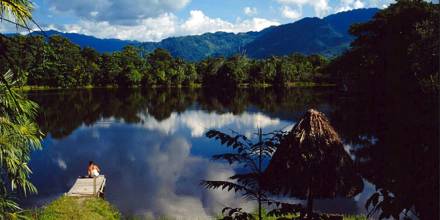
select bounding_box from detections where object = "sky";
[0,0,430,42]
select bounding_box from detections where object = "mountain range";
[29,8,379,61]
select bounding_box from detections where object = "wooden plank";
[67,175,106,197]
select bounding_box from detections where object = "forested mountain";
[244,8,379,58]
[26,8,379,60]
[29,30,139,52]
[141,8,379,60]
[140,31,260,61]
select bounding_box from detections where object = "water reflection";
[138,111,281,137]
[21,87,436,218]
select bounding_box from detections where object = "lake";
[20,87,434,219]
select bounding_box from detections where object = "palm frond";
[0,0,33,27]
[201,180,256,195]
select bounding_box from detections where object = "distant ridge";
[244,8,379,58]
[25,8,379,60]
[29,30,139,53]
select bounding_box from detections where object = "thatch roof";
[262,109,363,199]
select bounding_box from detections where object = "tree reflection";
[27,88,333,139]
[330,93,438,219]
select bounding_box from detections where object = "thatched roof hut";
[263,109,363,215]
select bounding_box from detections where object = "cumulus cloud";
[276,0,331,17]
[45,0,191,25]
[335,0,366,12]
[61,13,178,41]
[53,10,279,41]
[243,6,258,16]
[281,6,302,20]
[336,0,397,12]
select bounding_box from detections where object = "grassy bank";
[25,196,120,220]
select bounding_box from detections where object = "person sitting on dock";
[87,161,100,178]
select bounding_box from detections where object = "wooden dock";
[66,175,106,197]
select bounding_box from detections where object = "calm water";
[20,87,435,219]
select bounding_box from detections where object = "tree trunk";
[258,196,262,220]
[258,127,263,220]
[307,179,314,219]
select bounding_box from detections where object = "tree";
[0,71,42,217]
[216,55,249,87]
[183,63,197,85]
[274,58,293,87]
[248,60,265,85]
[201,129,285,220]
[118,46,143,86]
[199,57,225,85]
[81,47,101,86]
[324,1,439,218]
[98,53,121,86]
[47,35,86,87]
[148,48,174,85]
[1,1,43,217]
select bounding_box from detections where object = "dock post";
[93,176,96,196]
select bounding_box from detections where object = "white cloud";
[45,0,191,25]
[181,10,232,35]
[243,6,258,16]
[337,0,396,12]
[53,10,279,41]
[354,0,366,8]
[276,0,331,17]
[281,6,302,20]
[61,13,178,41]
[335,0,366,12]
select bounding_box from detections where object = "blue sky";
[0,0,426,41]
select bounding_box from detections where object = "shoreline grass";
[25,196,120,220]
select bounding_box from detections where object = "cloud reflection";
[26,109,370,218]
[28,119,250,219]
[138,110,281,137]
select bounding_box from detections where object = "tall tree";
[0,0,43,218]
[0,71,42,217]
[325,1,439,218]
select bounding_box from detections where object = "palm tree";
[0,70,42,216]
[0,0,43,217]
[0,0,33,27]
[201,128,285,220]
[263,109,364,219]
